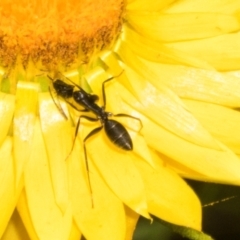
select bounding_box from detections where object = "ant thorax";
[97,107,112,121]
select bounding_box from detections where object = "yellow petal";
[141,112,240,184]
[138,58,240,107]
[127,12,240,42]
[13,81,39,185]
[127,0,176,11]
[184,100,240,154]
[167,32,240,71]
[118,27,214,69]
[105,86,240,184]
[157,153,206,180]
[68,222,81,240]
[163,0,240,14]
[113,68,220,151]
[1,210,30,240]
[86,127,150,219]
[84,67,111,99]
[98,50,123,75]
[39,93,72,212]
[0,92,15,146]
[24,119,72,240]
[130,132,155,168]
[124,206,139,240]
[0,137,23,238]
[17,190,39,240]
[133,150,201,230]
[68,137,126,240]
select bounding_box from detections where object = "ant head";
[53,79,74,99]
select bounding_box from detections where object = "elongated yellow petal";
[127,12,240,42]
[68,222,81,240]
[0,137,23,238]
[131,133,155,168]
[87,128,150,219]
[141,113,240,184]
[124,206,139,240]
[1,210,30,240]
[184,100,240,154]
[98,50,123,75]
[113,68,220,151]
[0,93,15,146]
[168,32,240,70]
[13,81,39,185]
[163,0,240,14]
[86,60,240,183]
[157,153,206,180]
[17,190,39,240]
[104,83,240,184]
[118,27,214,69]
[68,137,126,240]
[137,58,240,107]
[133,150,201,230]
[39,93,72,212]
[24,119,72,240]
[127,0,176,11]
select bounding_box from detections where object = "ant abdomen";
[104,119,133,151]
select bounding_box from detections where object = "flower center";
[0,0,124,71]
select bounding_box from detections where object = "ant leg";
[82,126,103,208]
[113,113,143,131]
[65,99,89,112]
[101,71,124,108]
[49,86,68,120]
[47,75,54,81]
[67,115,98,159]
[102,76,114,109]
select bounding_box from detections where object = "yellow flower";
[1,0,240,239]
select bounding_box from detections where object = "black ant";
[48,76,99,119]
[48,73,142,206]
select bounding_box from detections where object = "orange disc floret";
[0,0,124,70]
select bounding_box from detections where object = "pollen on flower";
[0,0,124,70]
